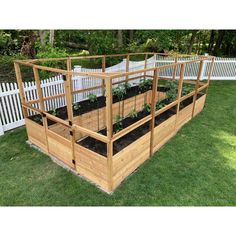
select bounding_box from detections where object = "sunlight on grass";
[212,130,236,170]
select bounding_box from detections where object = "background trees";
[1,29,236,82]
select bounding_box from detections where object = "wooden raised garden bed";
[14,52,215,193]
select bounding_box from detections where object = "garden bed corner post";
[14,62,28,118]
[105,76,113,192]
[33,66,49,153]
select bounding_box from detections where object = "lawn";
[0,81,236,206]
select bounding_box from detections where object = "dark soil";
[28,85,169,126]
[77,93,205,157]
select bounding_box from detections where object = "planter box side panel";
[112,132,151,190]
[47,129,74,168]
[153,114,177,153]
[177,103,194,130]
[193,94,206,117]
[25,118,47,152]
[74,144,109,192]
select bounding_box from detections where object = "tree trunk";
[213,30,226,56]
[117,30,123,48]
[49,30,55,47]
[208,30,215,54]
[129,30,134,42]
[188,30,198,54]
[39,30,47,46]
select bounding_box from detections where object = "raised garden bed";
[15,52,214,193]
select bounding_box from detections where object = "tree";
[49,30,55,47]
[117,30,123,48]
[213,30,226,56]
[188,30,198,54]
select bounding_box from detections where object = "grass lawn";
[0,81,236,206]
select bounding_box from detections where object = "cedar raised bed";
[14,52,215,193]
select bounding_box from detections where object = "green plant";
[182,84,194,96]
[156,100,165,110]
[143,103,151,113]
[88,93,97,103]
[112,84,127,117]
[51,108,59,117]
[73,103,81,111]
[114,114,123,133]
[129,108,138,118]
[123,82,131,91]
[138,78,153,92]
[166,80,178,102]
[112,84,127,100]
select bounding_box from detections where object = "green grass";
[0,81,236,206]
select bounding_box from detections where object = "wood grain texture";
[74,144,109,192]
[47,129,74,168]
[25,118,47,152]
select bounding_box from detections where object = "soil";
[28,85,169,126]
[77,93,204,157]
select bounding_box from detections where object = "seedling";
[129,108,138,119]
[73,103,81,111]
[123,82,131,91]
[52,108,59,117]
[112,84,127,117]
[114,114,123,133]
[88,93,97,103]
[138,78,153,92]
[143,103,151,113]
[156,100,165,110]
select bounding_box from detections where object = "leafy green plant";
[73,103,81,111]
[123,82,131,91]
[156,100,165,110]
[143,103,151,113]
[138,78,153,92]
[112,84,127,117]
[129,108,138,119]
[114,114,123,133]
[182,84,194,96]
[51,108,59,117]
[165,80,178,102]
[112,84,127,100]
[88,93,97,103]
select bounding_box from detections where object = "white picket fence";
[0,55,236,135]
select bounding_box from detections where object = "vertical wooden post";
[143,53,148,79]
[64,58,74,123]
[105,77,113,192]
[149,68,159,157]
[174,63,185,130]
[125,54,129,83]
[33,67,45,111]
[33,67,49,152]
[102,56,106,96]
[14,62,28,118]
[205,57,215,96]
[66,58,76,168]
[191,60,204,118]
[173,56,178,80]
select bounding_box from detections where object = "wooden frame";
[14,52,215,193]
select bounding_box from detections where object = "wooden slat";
[191,60,204,118]
[14,62,28,117]
[149,68,159,156]
[174,63,185,130]
[105,77,113,191]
